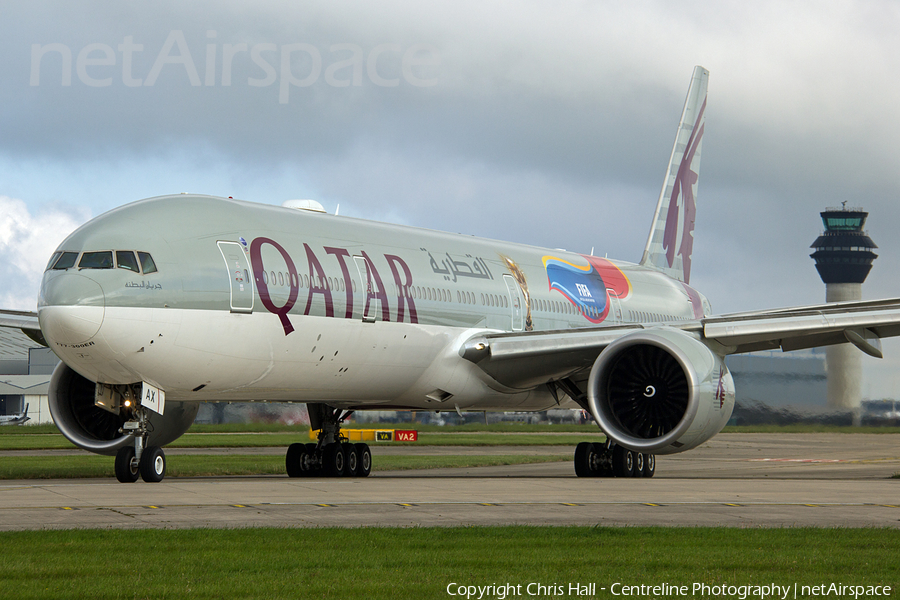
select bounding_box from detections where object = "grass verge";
[0,527,895,599]
[0,431,603,451]
[0,454,567,480]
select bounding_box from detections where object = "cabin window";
[51,252,79,270]
[137,252,157,274]
[116,251,140,273]
[79,251,113,269]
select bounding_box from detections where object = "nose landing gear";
[114,406,167,483]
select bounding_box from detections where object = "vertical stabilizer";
[640,66,708,284]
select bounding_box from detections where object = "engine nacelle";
[587,328,734,455]
[48,362,198,456]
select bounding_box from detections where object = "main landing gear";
[114,407,167,483]
[574,441,655,478]
[286,403,372,478]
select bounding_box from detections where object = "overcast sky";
[3,1,900,397]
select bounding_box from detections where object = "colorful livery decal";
[542,255,631,324]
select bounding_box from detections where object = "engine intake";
[48,363,199,456]
[587,328,734,455]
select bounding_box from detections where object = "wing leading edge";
[0,309,46,347]
[461,298,900,390]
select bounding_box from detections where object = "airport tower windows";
[116,251,140,273]
[137,252,157,274]
[79,251,114,269]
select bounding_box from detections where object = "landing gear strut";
[114,405,167,483]
[574,441,655,478]
[286,404,372,478]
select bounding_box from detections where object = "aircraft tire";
[633,452,645,477]
[355,443,372,477]
[593,442,614,477]
[574,442,594,477]
[286,443,305,477]
[612,446,635,477]
[114,446,139,483]
[641,454,656,478]
[342,442,359,477]
[139,446,166,483]
[322,443,345,477]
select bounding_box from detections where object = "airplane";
[0,403,30,426]
[3,65,900,484]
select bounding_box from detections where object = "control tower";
[810,204,878,413]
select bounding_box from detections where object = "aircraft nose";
[38,273,106,346]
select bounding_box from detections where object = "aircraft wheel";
[593,442,614,477]
[574,441,594,477]
[633,452,645,477]
[355,443,372,477]
[342,442,359,477]
[322,443,345,477]
[114,446,139,483]
[612,446,635,477]
[642,454,656,478]
[286,443,305,477]
[139,446,166,483]
[304,443,320,474]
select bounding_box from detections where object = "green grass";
[0,527,895,599]
[0,454,567,480]
[0,431,603,451]
[722,424,900,434]
[4,422,898,452]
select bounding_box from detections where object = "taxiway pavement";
[0,433,897,530]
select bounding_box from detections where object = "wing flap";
[703,300,900,353]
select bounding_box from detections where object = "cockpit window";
[51,252,79,270]
[137,252,158,274]
[46,252,62,271]
[79,251,114,269]
[116,251,140,273]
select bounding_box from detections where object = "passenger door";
[217,241,254,313]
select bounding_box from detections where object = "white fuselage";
[39,195,709,412]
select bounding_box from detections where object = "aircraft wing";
[461,298,900,390]
[0,309,47,346]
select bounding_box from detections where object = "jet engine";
[587,328,734,455]
[48,362,198,456]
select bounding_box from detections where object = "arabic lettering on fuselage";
[125,281,162,290]
[424,249,493,283]
[249,237,418,335]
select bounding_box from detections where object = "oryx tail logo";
[662,96,706,284]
